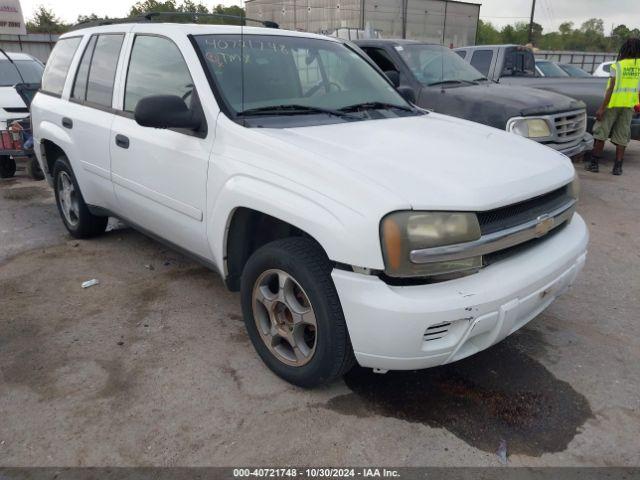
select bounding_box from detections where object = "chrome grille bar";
[410,199,576,264]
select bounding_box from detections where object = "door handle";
[115,134,130,149]
[62,117,73,129]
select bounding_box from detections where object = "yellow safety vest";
[608,58,640,108]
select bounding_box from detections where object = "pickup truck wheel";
[241,238,355,388]
[0,156,16,178]
[53,156,108,238]
[26,157,45,180]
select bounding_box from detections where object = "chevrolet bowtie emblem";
[535,214,555,237]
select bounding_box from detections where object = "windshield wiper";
[427,79,478,87]
[338,101,415,113]
[238,104,358,119]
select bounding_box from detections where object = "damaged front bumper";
[548,133,594,159]
[332,214,588,372]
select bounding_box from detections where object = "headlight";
[567,175,580,200]
[507,118,552,139]
[381,211,482,278]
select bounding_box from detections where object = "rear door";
[110,31,214,259]
[64,32,127,210]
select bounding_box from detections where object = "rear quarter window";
[41,37,82,96]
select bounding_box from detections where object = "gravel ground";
[1,144,639,467]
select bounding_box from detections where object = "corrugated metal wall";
[245,0,479,46]
[0,33,59,62]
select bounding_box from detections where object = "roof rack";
[71,11,279,31]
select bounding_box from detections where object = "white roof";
[61,22,340,43]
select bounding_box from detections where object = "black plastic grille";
[478,186,571,235]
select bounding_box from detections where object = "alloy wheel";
[252,269,317,367]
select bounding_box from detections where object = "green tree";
[477,19,501,45]
[476,17,638,52]
[558,21,574,37]
[77,13,102,24]
[129,0,178,16]
[26,5,69,33]
[179,0,210,13]
[581,18,605,36]
[213,4,246,24]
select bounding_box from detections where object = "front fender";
[207,174,385,274]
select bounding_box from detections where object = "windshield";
[395,44,486,86]
[194,35,411,117]
[0,59,44,86]
[536,61,569,77]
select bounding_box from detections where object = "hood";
[0,86,28,121]
[419,82,584,130]
[255,113,575,212]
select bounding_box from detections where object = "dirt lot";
[1,145,639,467]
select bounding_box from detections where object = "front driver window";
[124,35,194,112]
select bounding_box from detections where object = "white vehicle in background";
[0,51,44,128]
[593,61,614,77]
[0,51,44,179]
[31,19,588,387]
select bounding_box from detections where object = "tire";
[241,237,356,388]
[52,155,108,238]
[0,156,16,178]
[26,157,45,181]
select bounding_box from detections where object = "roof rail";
[71,11,279,31]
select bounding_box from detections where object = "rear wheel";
[241,237,355,387]
[26,157,44,180]
[0,156,16,178]
[53,156,108,238]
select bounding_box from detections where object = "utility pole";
[527,0,537,45]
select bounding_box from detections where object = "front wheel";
[53,156,108,238]
[241,238,355,388]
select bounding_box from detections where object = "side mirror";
[384,70,400,88]
[134,95,202,130]
[397,86,416,104]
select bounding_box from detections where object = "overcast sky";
[19,0,640,33]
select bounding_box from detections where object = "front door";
[110,33,213,259]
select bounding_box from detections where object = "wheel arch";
[36,121,74,178]
[41,139,68,177]
[209,176,381,291]
[224,207,314,291]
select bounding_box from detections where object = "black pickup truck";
[355,39,593,158]
[454,44,640,141]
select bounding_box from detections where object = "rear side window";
[124,35,193,113]
[470,50,493,77]
[72,34,124,108]
[41,37,81,95]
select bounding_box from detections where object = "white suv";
[31,22,588,387]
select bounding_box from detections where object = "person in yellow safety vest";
[588,38,640,175]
